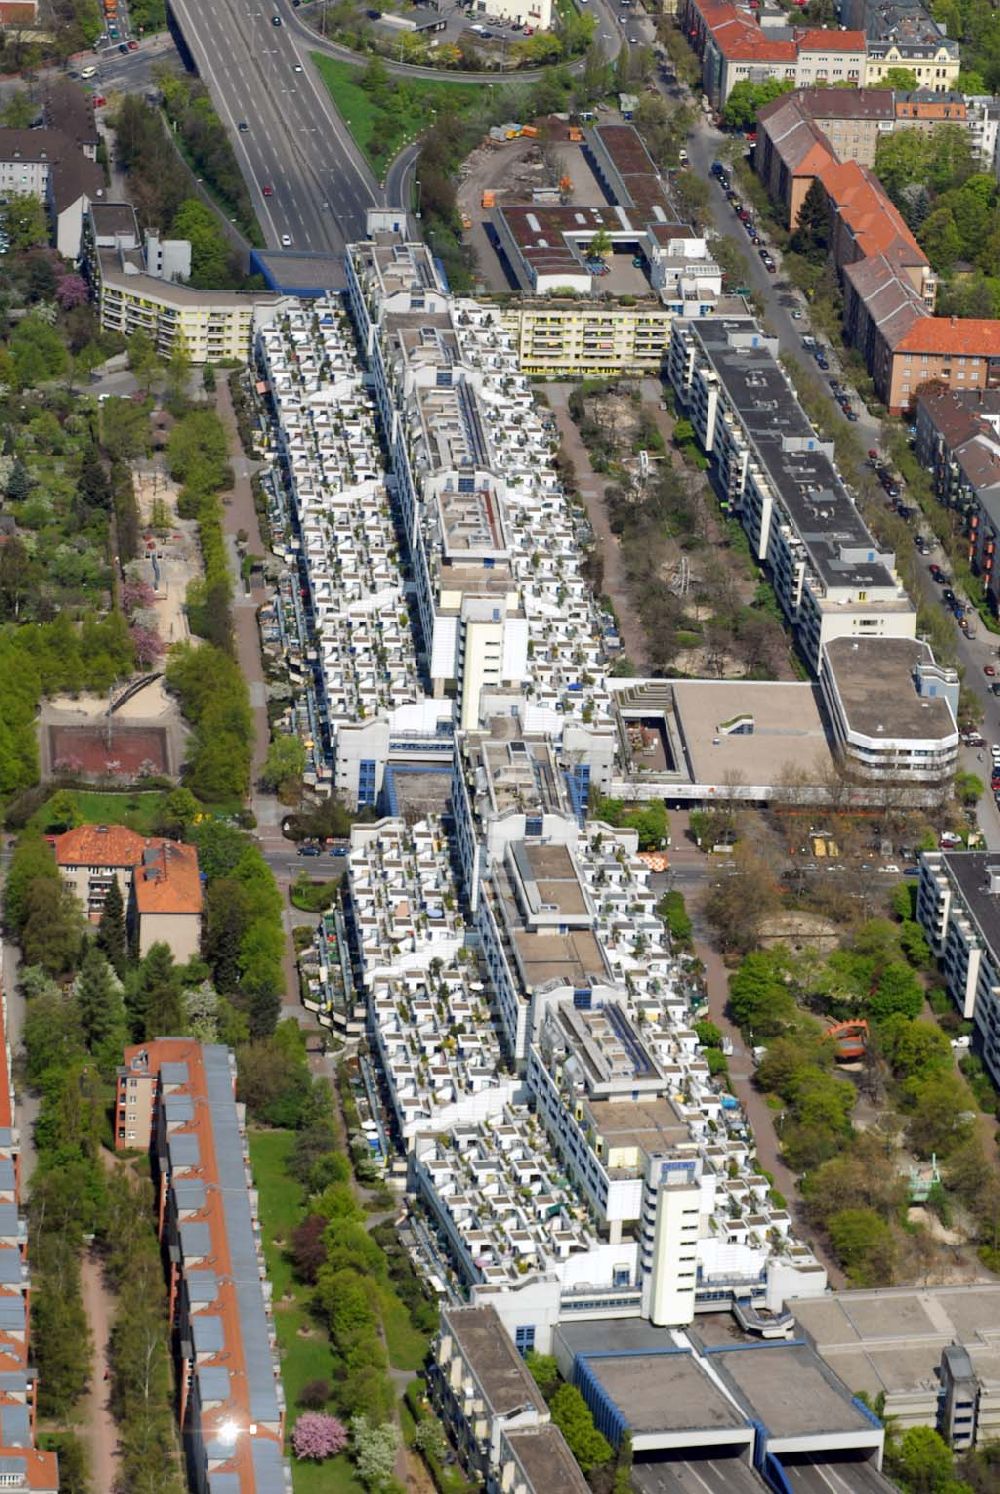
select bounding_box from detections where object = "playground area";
[40,678,185,783]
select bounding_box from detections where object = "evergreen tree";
[75,947,128,1074]
[5,459,30,503]
[201,878,249,994]
[790,178,830,261]
[76,446,112,512]
[131,943,183,1041]
[96,878,127,977]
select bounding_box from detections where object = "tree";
[75,946,128,1074]
[290,1215,328,1284]
[827,1207,896,1285]
[350,1416,400,1490]
[876,65,919,89]
[156,786,201,839]
[790,177,830,261]
[55,273,89,310]
[129,942,183,1041]
[96,877,128,977]
[43,789,82,833]
[955,771,984,806]
[413,1418,446,1463]
[6,459,31,503]
[722,77,794,130]
[524,1351,560,1398]
[22,985,86,1086]
[919,205,963,273]
[259,735,306,798]
[5,192,49,250]
[868,961,923,1023]
[888,1425,958,1493]
[21,880,84,977]
[127,329,159,393]
[76,445,112,513]
[1,90,35,128]
[588,227,612,261]
[550,1384,613,1473]
[727,949,795,1035]
[292,1412,348,1462]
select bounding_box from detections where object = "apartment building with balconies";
[917,853,1000,1089]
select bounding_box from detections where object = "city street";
[167,0,379,252]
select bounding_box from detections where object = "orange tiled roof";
[712,16,797,59]
[132,841,203,917]
[51,824,147,868]
[896,318,1000,356]
[795,27,866,48]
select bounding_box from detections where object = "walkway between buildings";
[216,378,300,1017]
[692,924,846,1289]
[542,383,650,672]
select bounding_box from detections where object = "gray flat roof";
[443,1306,547,1418]
[686,319,897,596]
[583,1352,749,1437]
[824,638,955,741]
[557,1318,684,1356]
[939,853,1000,961]
[708,1344,873,1439]
[504,1426,590,1493]
[670,680,834,786]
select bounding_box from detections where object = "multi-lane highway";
[167,0,380,252]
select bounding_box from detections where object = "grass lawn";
[250,1129,364,1494]
[378,1284,432,1372]
[310,55,481,177]
[29,789,169,835]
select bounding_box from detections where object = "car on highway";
[272,12,282,22]
[281,233,292,246]
[238,120,249,131]
[293,62,302,70]
[790,308,803,319]
[262,183,274,195]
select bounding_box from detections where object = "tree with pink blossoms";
[55,273,89,310]
[121,577,156,616]
[291,1412,348,1462]
[130,623,165,666]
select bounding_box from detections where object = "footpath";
[216,378,300,1017]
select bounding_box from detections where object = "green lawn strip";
[310,55,480,176]
[250,1129,364,1492]
[377,1282,432,1372]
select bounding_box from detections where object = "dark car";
[271,12,282,22]
[297,843,321,856]
[118,40,128,52]
[238,120,249,131]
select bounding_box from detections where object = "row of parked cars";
[710,160,776,272]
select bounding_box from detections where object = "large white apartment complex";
[667,315,959,787]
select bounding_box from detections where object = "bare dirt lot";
[132,460,201,649]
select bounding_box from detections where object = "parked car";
[297,844,321,856]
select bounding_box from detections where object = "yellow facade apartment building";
[500,301,675,377]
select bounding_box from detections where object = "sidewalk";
[79,1249,120,1493]
[691,923,845,1288]
[216,378,300,1016]
[541,383,650,672]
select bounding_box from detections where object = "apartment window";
[525,816,543,838]
[514,1326,536,1355]
[358,759,378,808]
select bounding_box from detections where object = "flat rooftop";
[586,1097,691,1162]
[707,1343,878,1439]
[792,1284,1000,1402]
[585,1352,750,1438]
[479,732,568,818]
[824,638,955,742]
[443,1306,547,1417]
[687,319,899,597]
[504,1426,589,1494]
[938,853,1000,960]
[669,680,834,786]
[511,926,608,989]
[513,841,589,918]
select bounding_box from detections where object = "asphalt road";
[633,1456,765,1494]
[167,0,379,251]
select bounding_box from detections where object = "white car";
[293,62,303,71]
[281,233,292,247]
[81,65,98,78]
